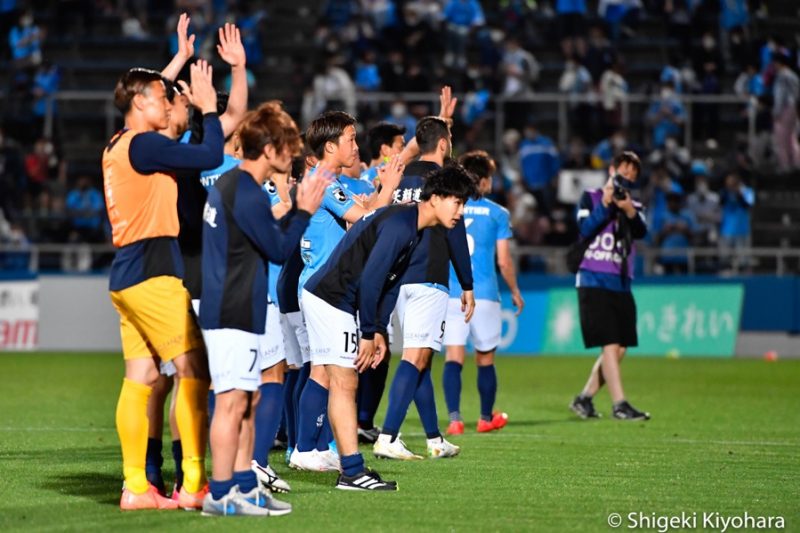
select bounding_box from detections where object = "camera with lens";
[612,174,633,201]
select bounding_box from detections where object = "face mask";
[702,37,714,50]
[21,15,33,26]
[661,88,674,99]
[391,104,406,118]
[696,181,708,194]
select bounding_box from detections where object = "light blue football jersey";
[263,180,283,304]
[448,197,512,301]
[360,165,380,187]
[298,177,356,296]
[340,174,376,196]
[178,130,241,190]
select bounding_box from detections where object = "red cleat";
[120,483,179,511]
[178,483,209,511]
[477,412,509,433]
[446,420,464,435]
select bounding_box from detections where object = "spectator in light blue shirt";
[654,192,695,274]
[518,123,560,213]
[66,176,105,242]
[443,0,485,69]
[719,173,754,272]
[32,62,60,119]
[8,9,41,67]
[646,83,686,149]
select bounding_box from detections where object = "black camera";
[612,174,633,201]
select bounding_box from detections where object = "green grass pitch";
[0,353,798,532]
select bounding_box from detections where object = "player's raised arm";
[398,86,458,165]
[161,12,194,81]
[216,22,248,138]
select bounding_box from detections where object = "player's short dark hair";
[613,150,641,177]
[113,68,164,114]
[187,91,230,142]
[305,111,357,159]
[238,101,302,161]
[415,116,450,155]
[367,122,406,160]
[458,150,496,182]
[420,163,477,203]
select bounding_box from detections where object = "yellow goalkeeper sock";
[175,377,209,492]
[116,378,152,494]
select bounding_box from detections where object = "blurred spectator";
[236,6,267,67]
[646,82,686,149]
[121,10,150,39]
[355,50,382,91]
[8,8,42,69]
[24,138,59,203]
[500,36,539,96]
[379,49,406,92]
[664,0,693,57]
[498,128,522,188]
[558,55,594,140]
[400,4,442,66]
[65,176,105,243]
[719,173,754,272]
[443,0,485,69]
[598,0,641,41]
[590,130,627,169]
[719,0,750,69]
[0,127,26,218]
[384,99,418,143]
[301,55,357,125]
[771,52,800,172]
[646,165,683,233]
[31,61,61,132]
[695,52,722,149]
[362,0,399,32]
[599,58,628,135]
[518,122,560,214]
[653,191,694,274]
[660,52,685,94]
[562,136,590,169]
[324,0,359,29]
[648,136,690,182]
[584,24,615,83]
[556,0,587,59]
[734,62,765,98]
[686,168,720,246]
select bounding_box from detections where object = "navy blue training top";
[304,204,421,340]
[199,168,310,333]
[392,160,473,292]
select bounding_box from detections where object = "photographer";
[569,151,650,421]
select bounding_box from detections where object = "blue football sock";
[315,396,331,452]
[232,470,258,493]
[145,437,164,493]
[207,390,216,426]
[414,366,441,439]
[283,369,300,449]
[369,357,390,425]
[171,439,183,491]
[209,477,234,500]
[296,378,327,452]
[357,367,375,428]
[253,382,284,467]
[340,453,365,477]
[477,364,497,421]
[293,363,310,437]
[381,360,420,439]
[443,361,463,421]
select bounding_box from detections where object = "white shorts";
[395,284,449,351]
[160,360,177,377]
[281,311,310,367]
[260,302,286,370]
[202,328,262,393]
[443,298,502,352]
[301,289,359,369]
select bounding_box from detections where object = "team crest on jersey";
[265,180,277,195]
[203,203,218,228]
[332,187,348,203]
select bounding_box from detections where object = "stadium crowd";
[1,0,798,278]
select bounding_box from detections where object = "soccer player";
[569,151,650,421]
[373,114,475,461]
[360,122,407,187]
[144,20,250,497]
[198,102,328,516]
[442,151,524,435]
[302,164,478,490]
[290,111,403,472]
[102,62,222,511]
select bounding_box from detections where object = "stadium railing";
[1,243,797,276]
